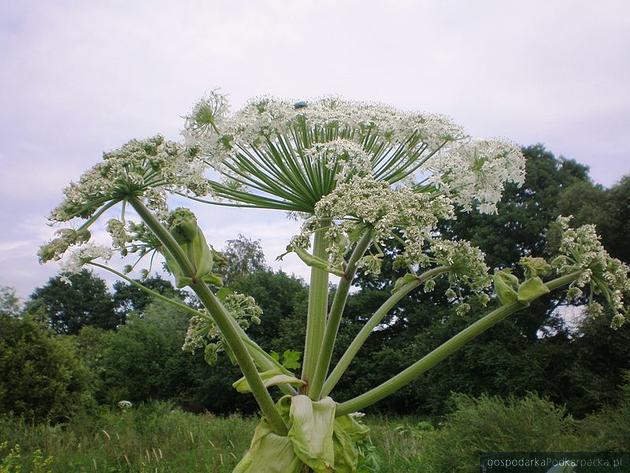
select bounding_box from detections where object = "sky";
[1,0,629,298]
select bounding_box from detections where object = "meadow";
[1,391,627,473]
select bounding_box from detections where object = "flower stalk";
[308,229,373,400]
[322,265,450,397]
[335,270,583,416]
[128,196,288,435]
[301,225,330,392]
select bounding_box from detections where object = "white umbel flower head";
[430,139,526,214]
[552,216,629,328]
[50,135,208,223]
[59,243,112,274]
[184,92,525,216]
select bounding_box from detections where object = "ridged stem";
[309,230,373,399]
[301,225,330,391]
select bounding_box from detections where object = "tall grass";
[0,402,255,472]
[1,394,626,473]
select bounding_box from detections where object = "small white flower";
[59,243,112,274]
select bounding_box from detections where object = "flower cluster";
[50,135,208,223]
[430,239,492,293]
[430,139,526,214]
[185,93,463,160]
[183,92,525,217]
[182,292,263,364]
[38,228,91,263]
[58,243,112,274]
[552,216,629,328]
[290,175,454,274]
[302,139,373,183]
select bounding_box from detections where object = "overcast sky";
[1,0,629,298]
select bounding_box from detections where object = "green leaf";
[233,417,302,473]
[288,395,336,472]
[392,273,419,294]
[281,350,302,370]
[493,270,519,305]
[232,369,305,393]
[332,415,371,473]
[517,277,550,303]
[293,246,345,277]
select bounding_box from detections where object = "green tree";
[0,287,20,317]
[27,270,119,334]
[112,274,185,317]
[220,234,267,284]
[228,270,308,351]
[0,315,94,420]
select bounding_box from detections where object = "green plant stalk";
[335,271,583,416]
[128,196,288,434]
[322,265,450,397]
[308,230,373,399]
[301,225,330,392]
[88,261,297,395]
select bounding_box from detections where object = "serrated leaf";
[281,350,302,370]
[332,415,371,473]
[517,277,550,303]
[232,369,305,393]
[233,416,301,473]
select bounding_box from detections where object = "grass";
[1,394,625,473]
[0,403,427,472]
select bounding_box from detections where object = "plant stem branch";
[322,266,449,397]
[335,271,582,416]
[88,261,296,395]
[308,230,373,399]
[301,223,330,392]
[128,196,288,434]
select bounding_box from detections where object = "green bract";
[164,208,220,287]
[234,395,372,473]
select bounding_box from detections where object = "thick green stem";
[322,266,450,397]
[309,230,373,399]
[128,196,288,434]
[301,225,330,391]
[335,271,582,416]
[88,261,296,396]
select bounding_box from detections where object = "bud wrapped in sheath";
[164,208,221,288]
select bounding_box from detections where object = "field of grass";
[0,403,425,472]
[1,394,626,473]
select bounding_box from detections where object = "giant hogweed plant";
[41,93,629,472]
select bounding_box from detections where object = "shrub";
[579,373,630,451]
[0,316,94,421]
[417,393,579,472]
